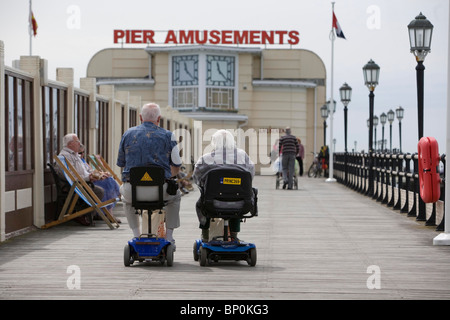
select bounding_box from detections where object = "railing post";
[408,154,418,217]
[357,153,363,192]
[386,154,394,205]
[364,153,370,195]
[415,153,427,221]
[372,154,379,200]
[393,154,402,209]
[401,154,412,213]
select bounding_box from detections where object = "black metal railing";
[333,152,445,231]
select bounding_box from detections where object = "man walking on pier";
[279,127,299,189]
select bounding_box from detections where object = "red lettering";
[209,30,221,44]
[288,30,300,45]
[195,30,208,44]
[165,30,178,44]
[114,30,125,43]
[180,30,195,44]
[249,30,261,44]
[275,30,288,44]
[234,30,248,45]
[113,29,299,45]
[221,30,233,44]
[125,30,131,43]
[131,30,141,43]
[143,30,155,44]
[261,31,274,44]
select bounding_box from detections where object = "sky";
[0,0,448,155]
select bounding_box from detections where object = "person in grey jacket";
[193,129,254,241]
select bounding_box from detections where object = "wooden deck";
[1,175,450,300]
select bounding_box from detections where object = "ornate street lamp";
[339,83,352,153]
[396,106,404,153]
[380,112,387,152]
[363,59,380,196]
[387,109,395,152]
[408,13,432,223]
[321,104,329,146]
[408,12,433,140]
[339,83,352,184]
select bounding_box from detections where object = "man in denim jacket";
[117,103,182,244]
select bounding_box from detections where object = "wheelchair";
[275,171,298,190]
[273,156,298,189]
[193,167,258,266]
[123,166,175,267]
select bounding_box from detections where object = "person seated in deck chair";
[193,129,255,242]
[57,133,105,202]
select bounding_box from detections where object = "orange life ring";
[418,137,441,203]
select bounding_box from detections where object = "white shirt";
[58,147,92,181]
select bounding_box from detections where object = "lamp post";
[339,83,352,184]
[363,59,380,196]
[408,12,433,140]
[367,119,370,151]
[373,115,379,151]
[387,109,395,152]
[326,99,336,182]
[396,106,404,153]
[380,112,387,152]
[408,13,433,224]
[339,83,352,152]
[320,104,329,146]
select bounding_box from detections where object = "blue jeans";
[282,153,296,189]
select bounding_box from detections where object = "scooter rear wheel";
[247,247,257,267]
[124,244,133,267]
[166,244,175,266]
[199,247,208,266]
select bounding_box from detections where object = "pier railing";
[333,152,445,231]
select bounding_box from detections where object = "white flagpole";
[326,1,336,182]
[29,0,32,56]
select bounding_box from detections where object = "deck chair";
[88,154,122,186]
[47,162,89,221]
[41,155,120,230]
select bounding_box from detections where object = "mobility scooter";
[193,167,258,266]
[123,166,175,267]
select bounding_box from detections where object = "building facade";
[87,45,327,174]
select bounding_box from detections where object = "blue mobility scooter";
[193,167,258,267]
[123,166,175,267]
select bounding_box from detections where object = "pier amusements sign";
[113,30,300,45]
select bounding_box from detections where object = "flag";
[29,11,38,36]
[332,11,345,39]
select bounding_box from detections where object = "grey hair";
[211,130,236,150]
[141,103,161,122]
[63,133,77,147]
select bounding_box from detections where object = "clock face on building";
[172,55,198,86]
[206,55,235,86]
